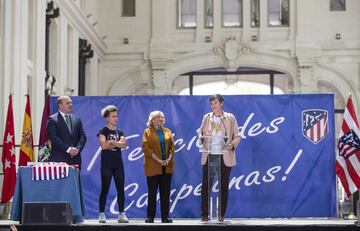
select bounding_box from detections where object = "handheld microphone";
[200,135,205,143]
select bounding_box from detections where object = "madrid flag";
[1,95,16,203]
[19,94,35,166]
[336,94,360,197]
[38,95,50,162]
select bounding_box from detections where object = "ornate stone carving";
[213,36,253,71]
[225,38,238,61]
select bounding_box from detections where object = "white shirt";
[210,116,224,155]
[59,111,69,121]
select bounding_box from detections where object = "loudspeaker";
[357,200,360,226]
[22,202,72,225]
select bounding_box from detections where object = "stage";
[0,218,358,231]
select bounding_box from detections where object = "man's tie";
[65,114,72,133]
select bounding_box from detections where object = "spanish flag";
[19,94,35,166]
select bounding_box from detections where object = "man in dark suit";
[46,96,87,166]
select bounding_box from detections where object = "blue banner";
[50,95,336,218]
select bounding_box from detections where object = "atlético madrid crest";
[302,109,329,144]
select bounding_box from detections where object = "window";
[268,0,289,26]
[178,0,196,28]
[330,0,345,11]
[251,0,260,27]
[222,0,242,27]
[122,0,135,17]
[205,0,213,28]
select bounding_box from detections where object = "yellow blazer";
[142,126,175,177]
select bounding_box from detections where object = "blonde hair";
[147,111,165,127]
[101,105,118,118]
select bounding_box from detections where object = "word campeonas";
[107,149,302,215]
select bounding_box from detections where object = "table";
[10,166,86,223]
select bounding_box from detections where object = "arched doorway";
[174,66,292,95]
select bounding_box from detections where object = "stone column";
[13,0,29,142]
[152,70,170,94]
[1,0,14,135]
[57,15,68,95]
[70,30,80,93]
[195,0,205,43]
[242,0,250,41]
[258,0,268,40]
[296,48,321,93]
[33,0,47,152]
[297,64,316,93]
[86,52,99,95]
[151,0,170,43]
[151,54,171,94]
[212,0,221,42]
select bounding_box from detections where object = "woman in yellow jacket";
[142,111,175,223]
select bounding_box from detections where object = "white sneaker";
[99,212,106,223]
[118,212,129,223]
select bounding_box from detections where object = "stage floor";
[0,218,358,225]
[0,218,358,231]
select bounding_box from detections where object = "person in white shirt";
[197,94,241,222]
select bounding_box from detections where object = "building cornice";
[54,0,107,59]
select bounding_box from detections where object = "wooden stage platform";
[0,218,359,231]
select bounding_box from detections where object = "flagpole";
[349,90,360,220]
[350,90,360,222]
[346,90,357,220]
[353,89,360,224]
[348,89,356,220]
[357,87,360,222]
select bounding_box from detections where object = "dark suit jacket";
[46,112,87,165]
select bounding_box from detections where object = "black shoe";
[201,216,209,222]
[161,217,173,223]
[145,217,154,223]
[219,217,224,222]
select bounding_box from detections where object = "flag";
[38,95,51,162]
[336,94,360,198]
[19,94,35,166]
[32,163,70,181]
[1,95,16,203]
